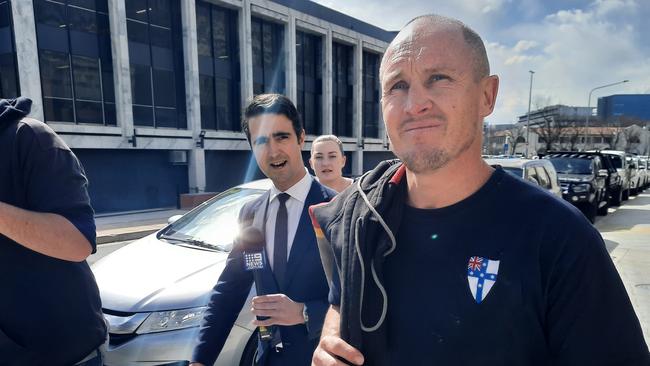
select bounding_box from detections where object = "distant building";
[598,94,650,122]
[1,0,395,213]
[517,105,592,126]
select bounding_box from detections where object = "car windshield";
[502,167,523,178]
[608,156,623,169]
[549,158,593,174]
[158,187,264,251]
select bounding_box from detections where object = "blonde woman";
[309,135,354,193]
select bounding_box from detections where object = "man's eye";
[429,74,450,83]
[390,81,408,91]
[254,136,268,145]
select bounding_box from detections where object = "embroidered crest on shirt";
[467,256,500,303]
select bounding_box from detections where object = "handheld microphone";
[240,226,273,342]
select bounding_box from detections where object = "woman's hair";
[311,134,344,155]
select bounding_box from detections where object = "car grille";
[108,332,137,347]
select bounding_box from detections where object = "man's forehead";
[249,114,293,134]
[382,25,466,70]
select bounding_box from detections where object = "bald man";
[309,14,649,366]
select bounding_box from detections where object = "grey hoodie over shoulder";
[309,159,407,365]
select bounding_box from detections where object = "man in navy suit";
[191,94,336,366]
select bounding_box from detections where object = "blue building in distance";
[598,94,650,122]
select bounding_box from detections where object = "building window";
[34,0,115,125]
[296,31,322,136]
[332,41,353,137]
[196,1,240,131]
[251,16,284,95]
[126,0,186,128]
[362,51,380,138]
[0,0,19,99]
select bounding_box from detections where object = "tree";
[563,122,584,151]
[505,125,527,155]
[623,127,641,153]
[533,107,564,152]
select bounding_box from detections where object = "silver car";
[92,179,272,366]
[485,158,562,198]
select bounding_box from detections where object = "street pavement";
[595,192,650,348]
[90,193,650,348]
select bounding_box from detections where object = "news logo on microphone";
[244,251,266,271]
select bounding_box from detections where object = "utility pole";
[525,70,534,157]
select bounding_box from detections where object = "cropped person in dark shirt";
[309,14,649,366]
[0,97,106,366]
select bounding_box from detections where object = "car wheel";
[623,188,630,201]
[597,198,609,216]
[610,187,622,207]
[240,332,258,366]
[582,202,597,224]
[631,187,638,196]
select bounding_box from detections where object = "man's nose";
[266,139,281,157]
[404,83,432,116]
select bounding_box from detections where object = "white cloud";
[513,40,539,53]
[310,0,650,124]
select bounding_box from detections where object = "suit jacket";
[193,179,336,366]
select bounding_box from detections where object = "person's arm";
[191,207,256,366]
[0,201,92,261]
[312,306,364,366]
[250,293,329,338]
[11,122,97,260]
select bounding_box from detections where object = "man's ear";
[480,75,499,118]
[298,129,306,147]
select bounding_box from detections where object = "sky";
[312,0,650,125]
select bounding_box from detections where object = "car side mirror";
[168,214,183,225]
[598,169,609,178]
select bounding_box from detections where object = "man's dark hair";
[403,14,490,81]
[242,94,303,143]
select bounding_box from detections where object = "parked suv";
[598,150,631,201]
[543,152,609,223]
[575,151,624,206]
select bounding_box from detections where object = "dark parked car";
[566,151,624,206]
[543,152,609,223]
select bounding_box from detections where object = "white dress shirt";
[265,169,313,270]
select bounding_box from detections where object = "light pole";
[525,70,534,157]
[584,79,629,150]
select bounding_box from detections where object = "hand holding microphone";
[240,227,306,340]
[240,227,274,341]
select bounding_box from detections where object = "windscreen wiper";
[159,234,228,252]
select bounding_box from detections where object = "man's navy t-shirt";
[332,168,649,365]
[0,117,106,365]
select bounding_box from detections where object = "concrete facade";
[8,0,393,212]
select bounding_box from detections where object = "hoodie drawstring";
[354,178,397,332]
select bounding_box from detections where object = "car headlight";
[137,306,207,334]
[572,184,591,193]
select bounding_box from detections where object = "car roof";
[235,178,274,190]
[484,158,547,168]
[598,150,626,156]
[545,153,597,160]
